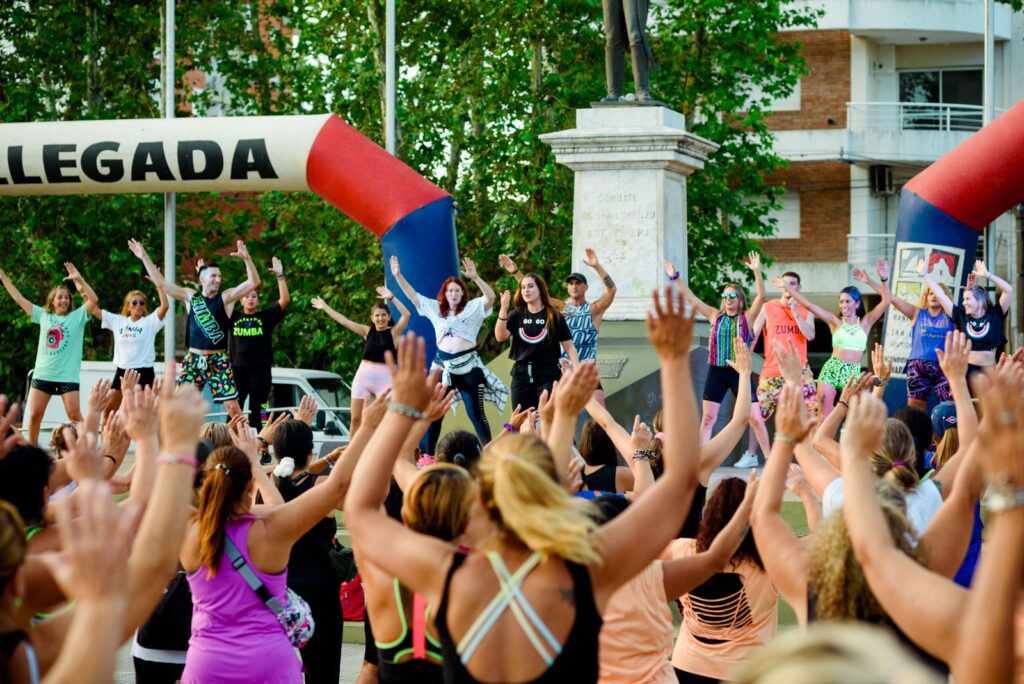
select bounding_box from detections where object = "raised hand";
[973,371,1024,485]
[786,464,811,498]
[973,259,988,278]
[423,386,455,425]
[870,343,892,384]
[158,363,208,455]
[839,371,876,403]
[876,257,889,282]
[565,458,584,494]
[646,286,695,360]
[966,272,977,289]
[258,410,290,445]
[775,382,814,444]
[520,408,539,436]
[726,336,752,376]
[120,369,141,394]
[229,240,251,261]
[120,385,160,442]
[228,421,260,462]
[936,331,971,381]
[773,339,804,385]
[63,428,105,482]
[87,379,114,416]
[0,395,22,460]
[742,251,761,272]
[662,258,679,279]
[127,238,149,261]
[771,276,791,293]
[389,255,401,277]
[460,257,478,280]
[583,248,600,268]
[498,254,518,274]
[194,258,207,275]
[311,296,328,311]
[499,290,511,312]
[553,362,600,418]
[629,415,653,453]
[295,394,318,426]
[851,268,869,284]
[839,394,887,459]
[375,286,394,301]
[915,258,926,276]
[507,404,530,431]
[101,413,131,461]
[385,334,439,414]
[269,256,284,277]
[63,262,84,284]
[537,385,556,430]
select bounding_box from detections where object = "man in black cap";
[499,248,617,404]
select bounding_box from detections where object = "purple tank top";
[182,514,302,684]
[909,310,953,362]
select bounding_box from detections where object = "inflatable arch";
[0,113,459,354]
[883,98,1024,374]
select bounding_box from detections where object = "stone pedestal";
[540,107,718,320]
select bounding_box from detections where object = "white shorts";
[351,360,392,400]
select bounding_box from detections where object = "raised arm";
[973,259,1013,313]
[0,266,35,315]
[151,273,170,320]
[583,248,617,320]
[311,297,371,338]
[63,262,100,319]
[375,286,411,337]
[743,252,767,323]
[697,340,754,484]
[498,253,525,284]
[590,288,701,606]
[127,238,193,302]
[933,332,978,488]
[494,290,511,343]
[772,276,837,328]
[663,258,718,321]
[268,256,290,310]
[461,257,495,310]
[546,363,601,482]
[220,240,260,304]
[852,257,891,328]
[918,260,954,315]
[840,393,966,662]
[389,255,422,309]
[810,371,876,470]
[663,474,756,599]
[751,383,812,624]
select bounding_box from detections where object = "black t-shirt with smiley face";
[506,307,572,364]
[953,302,1006,353]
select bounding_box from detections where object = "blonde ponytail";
[869,419,918,493]
[479,434,600,565]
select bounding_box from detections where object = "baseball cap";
[566,272,588,284]
[930,401,957,441]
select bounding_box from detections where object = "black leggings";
[234,364,272,429]
[133,658,185,684]
[291,582,344,684]
[426,366,492,451]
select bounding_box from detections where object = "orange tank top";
[760,299,810,378]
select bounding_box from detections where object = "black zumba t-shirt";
[953,302,1006,353]
[230,303,286,367]
[506,307,572,364]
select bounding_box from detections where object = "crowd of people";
[0,241,1021,684]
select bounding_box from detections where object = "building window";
[769,191,801,239]
[898,68,982,130]
[746,78,801,112]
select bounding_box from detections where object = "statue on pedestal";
[602,0,655,103]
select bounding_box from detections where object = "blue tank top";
[187,293,230,351]
[909,310,953,362]
[562,301,598,361]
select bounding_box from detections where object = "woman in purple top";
[889,267,954,409]
[179,441,363,684]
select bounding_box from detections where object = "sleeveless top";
[277,472,338,587]
[909,310,953,362]
[187,293,230,351]
[831,321,867,352]
[562,301,598,361]
[760,300,810,377]
[363,327,397,363]
[582,464,617,494]
[708,313,751,367]
[436,551,601,684]
[0,630,40,684]
[376,579,444,684]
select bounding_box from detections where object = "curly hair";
[695,477,762,570]
[807,480,923,622]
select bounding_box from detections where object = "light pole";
[385,0,396,155]
[161,0,177,365]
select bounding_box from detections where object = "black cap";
[566,272,588,285]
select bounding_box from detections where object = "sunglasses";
[721,292,739,300]
[130,299,146,306]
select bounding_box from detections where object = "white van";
[25,361,352,457]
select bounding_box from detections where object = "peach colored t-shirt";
[597,560,675,684]
[667,538,778,681]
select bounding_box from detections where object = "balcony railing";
[848,233,896,272]
[846,102,992,134]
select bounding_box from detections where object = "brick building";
[760,2,1024,348]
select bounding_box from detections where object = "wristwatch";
[985,473,1024,514]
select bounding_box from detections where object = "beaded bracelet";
[502,422,517,433]
[632,449,656,461]
[157,453,199,470]
[388,401,426,421]
[669,272,681,281]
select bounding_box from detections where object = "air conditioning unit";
[870,165,895,196]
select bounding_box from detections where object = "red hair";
[437,277,468,317]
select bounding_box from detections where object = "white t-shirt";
[822,477,944,538]
[416,295,491,346]
[102,310,165,369]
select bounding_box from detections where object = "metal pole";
[385,0,396,155]
[983,0,995,268]
[162,0,177,365]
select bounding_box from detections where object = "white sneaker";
[734,451,760,468]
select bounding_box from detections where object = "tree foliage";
[0,0,819,394]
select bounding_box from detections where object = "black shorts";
[31,379,79,396]
[112,366,157,391]
[702,364,757,404]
